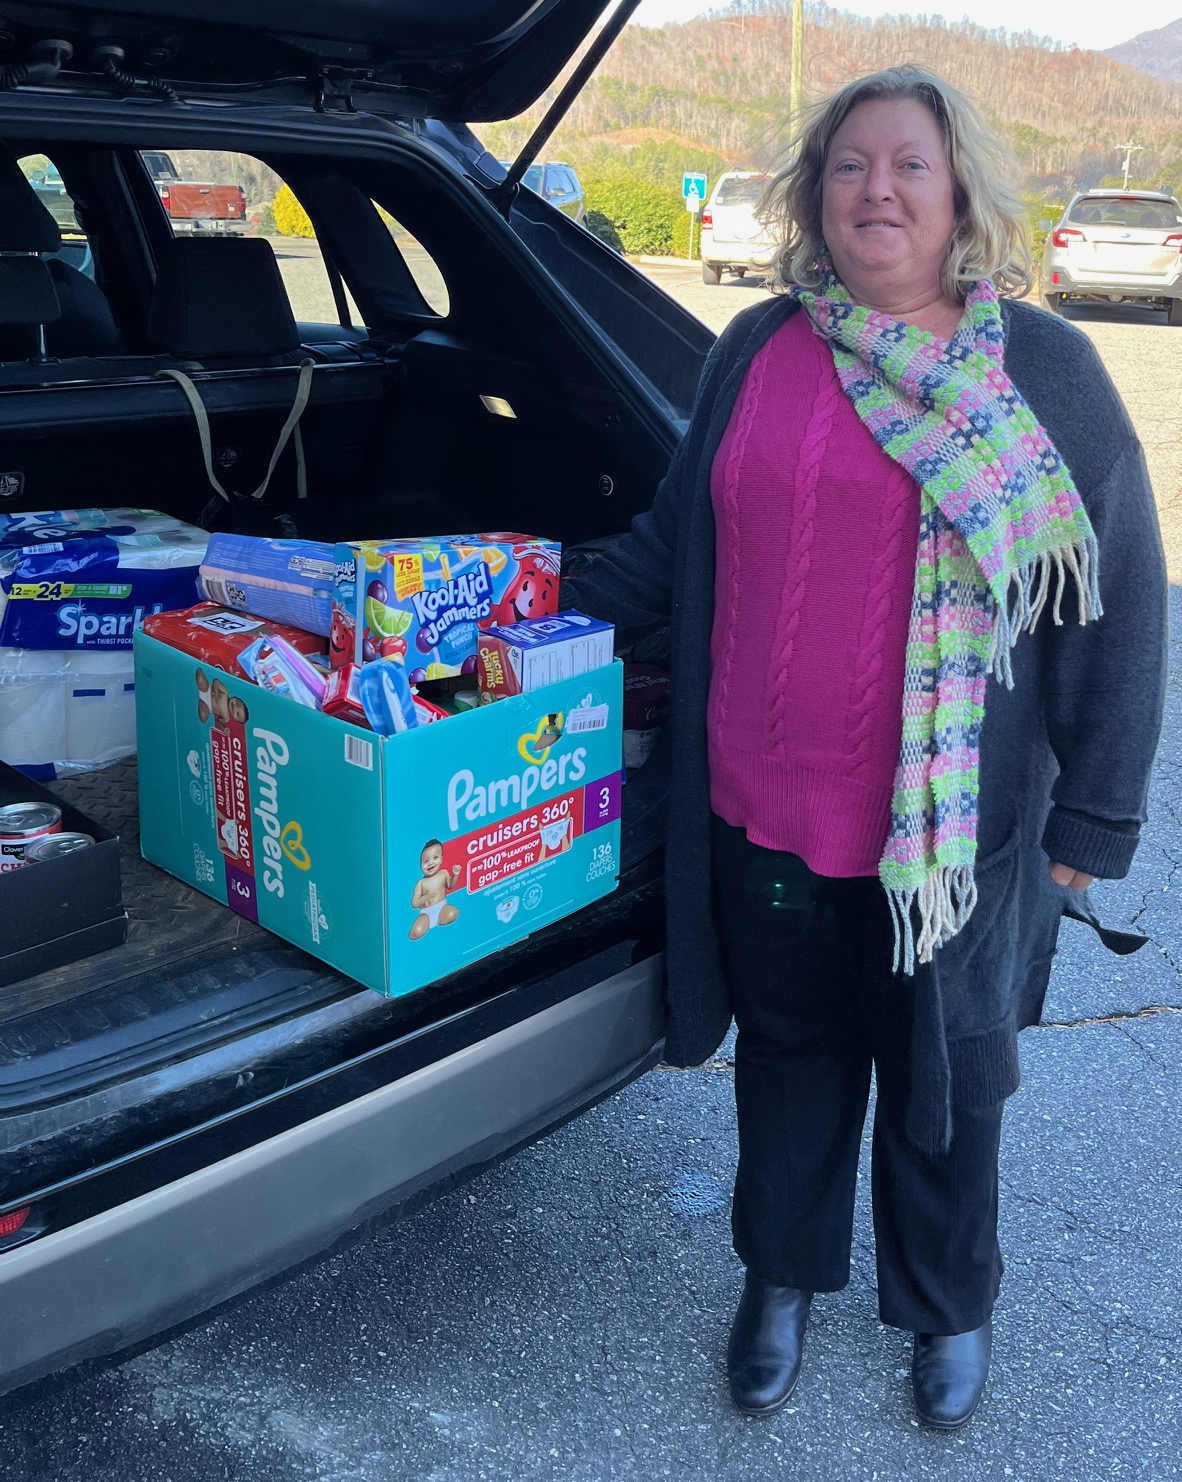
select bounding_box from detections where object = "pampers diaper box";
[330,535,561,679]
[134,629,622,997]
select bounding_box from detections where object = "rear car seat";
[0,153,121,366]
[144,236,384,526]
[0,217,383,519]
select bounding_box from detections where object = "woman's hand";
[1049,861,1095,892]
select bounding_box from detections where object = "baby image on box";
[409,839,463,940]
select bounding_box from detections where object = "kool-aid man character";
[409,840,462,940]
[329,606,355,665]
[488,545,561,627]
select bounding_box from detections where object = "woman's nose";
[863,161,895,200]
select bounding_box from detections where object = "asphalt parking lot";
[2,262,1180,1482]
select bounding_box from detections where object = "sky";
[628,0,1182,52]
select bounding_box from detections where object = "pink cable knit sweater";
[707,310,921,878]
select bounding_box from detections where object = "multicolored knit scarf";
[792,264,1102,973]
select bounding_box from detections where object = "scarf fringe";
[888,866,980,976]
[987,534,1102,689]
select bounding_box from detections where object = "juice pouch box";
[331,534,561,679]
[136,631,622,997]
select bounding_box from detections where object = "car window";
[560,168,580,196]
[1068,198,1182,230]
[17,153,96,280]
[369,204,451,317]
[714,175,769,207]
[140,149,351,327]
[522,166,544,194]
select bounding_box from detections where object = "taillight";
[701,210,713,230]
[159,184,171,214]
[238,186,247,217]
[1165,234,1182,253]
[0,1208,29,1238]
[1052,228,1084,249]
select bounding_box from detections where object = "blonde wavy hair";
[761,65,1032,301]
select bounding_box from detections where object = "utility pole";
[1116,141,1142,190]
[790,0,804,138]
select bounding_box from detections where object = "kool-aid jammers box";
[330,535,561,680]
[135,629,622,997]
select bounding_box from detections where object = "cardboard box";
[477,613,615,701]
[0,761,128,985]
[134,632,622,997]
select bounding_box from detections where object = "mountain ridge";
[1106,16,1182,84]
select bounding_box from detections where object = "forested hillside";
[478,2,1182,197]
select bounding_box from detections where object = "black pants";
[712,817,1004,1335]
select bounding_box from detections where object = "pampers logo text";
[411,564,492,649]
[447,745,587,831]
[252,728,311,897]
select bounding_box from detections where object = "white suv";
[1041,189,1182,324]
[700,172,775,285]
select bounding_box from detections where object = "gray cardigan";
[569,294,1168,1153]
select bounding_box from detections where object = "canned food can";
[0,802,63,872]
[22,832,95,864]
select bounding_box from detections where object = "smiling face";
[421,843,444,878]
[821,97,958,309]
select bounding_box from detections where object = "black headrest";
[0,256,61,330]
[0,154,62,253]
[148,237,299,359]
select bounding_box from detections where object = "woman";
[566,66,1167,1431]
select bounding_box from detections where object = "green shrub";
[257,202,277,236]
[272,183,315,238]
[585,209,624,252]
[582,171,684,256]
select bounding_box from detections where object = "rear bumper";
[0,956,664,1397]
[700,237,775,270]
[1047,263,1182,300]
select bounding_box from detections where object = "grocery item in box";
[242,633,326,710]
[358,659,418,736]
[321,664,368,727]
[331,534,561,678]
[476,612,614,701]
[200,533,335,637]
[0,508,207,650]
[142,604,326,684]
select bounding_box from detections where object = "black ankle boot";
[726,1273,812,1415]
[911,1319,992,1430]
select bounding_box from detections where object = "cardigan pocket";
[934,828,1023,1039]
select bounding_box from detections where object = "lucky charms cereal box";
[330,535,561,680]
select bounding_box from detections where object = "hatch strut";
[494,0,644,217]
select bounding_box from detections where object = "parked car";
[1041,188,1182,324]
[498,158,586,224]
[0,0,721,1401]
[699,170,775,285]
[141,148,249,234]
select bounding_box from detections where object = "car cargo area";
[0,119,676,1216]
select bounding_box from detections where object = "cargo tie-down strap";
[156,358,315,504]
